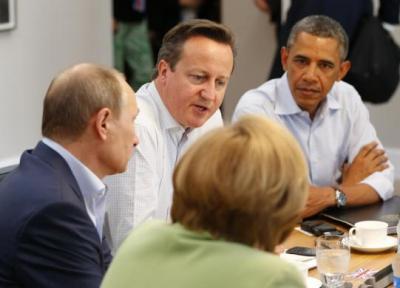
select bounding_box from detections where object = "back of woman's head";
[171,115,308,252]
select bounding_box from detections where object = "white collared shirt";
[42,138,106,239]
[233,73,394,199]
[104,82,223,253]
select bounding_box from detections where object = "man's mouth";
[193,104,210,112]
[297,87,320,95]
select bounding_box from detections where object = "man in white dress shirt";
[105,19,236,252]
[233,15,394,218]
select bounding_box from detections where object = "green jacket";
[102,221,305,288]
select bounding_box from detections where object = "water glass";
[316,234,350,288]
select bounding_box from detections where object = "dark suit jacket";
[0,142,112,287]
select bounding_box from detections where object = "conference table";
[283,225,396,287]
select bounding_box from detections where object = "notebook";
[321,196,400,234]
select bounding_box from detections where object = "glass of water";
[316,234,350,288]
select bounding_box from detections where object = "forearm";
[302,186,335,218]
[340,183,381,207]
[302,184,381,218]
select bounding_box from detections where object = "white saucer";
[307,276,322,288]
[349,235,397,252]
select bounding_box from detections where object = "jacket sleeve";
[16,203,106,288]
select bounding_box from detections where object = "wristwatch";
[335,188,347,208]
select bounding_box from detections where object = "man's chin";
[185,117,209,128]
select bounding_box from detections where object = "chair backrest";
[0,165,17,183]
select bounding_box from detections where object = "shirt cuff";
[361,172,394,201]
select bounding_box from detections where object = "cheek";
[213,92,224,108]
[124,126,135,146]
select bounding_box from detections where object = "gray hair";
[287,15,349,61]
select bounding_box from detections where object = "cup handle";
[349,227,360,245]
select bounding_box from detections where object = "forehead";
[289,32,341,62]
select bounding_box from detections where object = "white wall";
[222,1,275,121]
[222,0,400,182]
[0,0,112,168]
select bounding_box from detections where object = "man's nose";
[303,63,318,81]
[200,81,216,101]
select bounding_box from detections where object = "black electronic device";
[301,220,338,236]
[286,246,316,257]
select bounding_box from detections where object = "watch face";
[336,190,347,207]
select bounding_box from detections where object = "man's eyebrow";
[318,59,335,67]
[293,54,309,60]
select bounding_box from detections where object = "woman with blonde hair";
[102,115,309,288]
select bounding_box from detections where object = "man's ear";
[281,47,289,72]
[157,59,170,83]
[94,107,112,141]
[338,60,351,81]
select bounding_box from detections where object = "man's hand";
[254,0,270,13]
[301,186,335,219]
[341,142,389,186]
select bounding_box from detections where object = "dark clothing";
[147,0,221,60]
[113,0,145,22]
[269,0,400,79]
[0,142,111,287]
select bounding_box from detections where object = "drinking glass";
[316,234,350,288]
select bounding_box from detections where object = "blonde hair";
[171,115,308,252]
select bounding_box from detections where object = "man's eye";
[216,79,226,88]
[295,58,307,65]
[319,62,334,70]
[190,74,205,82]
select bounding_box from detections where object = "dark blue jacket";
[0,142,111,287]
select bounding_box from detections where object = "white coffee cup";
[349,221,388,247]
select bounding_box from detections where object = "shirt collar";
[274,73,342,115]
[145,81,186,133]
[42,138,106,222]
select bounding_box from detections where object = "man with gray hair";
[233,15,394,218]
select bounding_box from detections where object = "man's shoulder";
[0,148,85,218]
[136,95,160,128]
[240,80,277,105]
[233,80,279,121]
[331,81,364,110]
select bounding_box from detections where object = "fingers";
[370,154,389,172]
[358,141,378,157]
[357,142,388,166]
